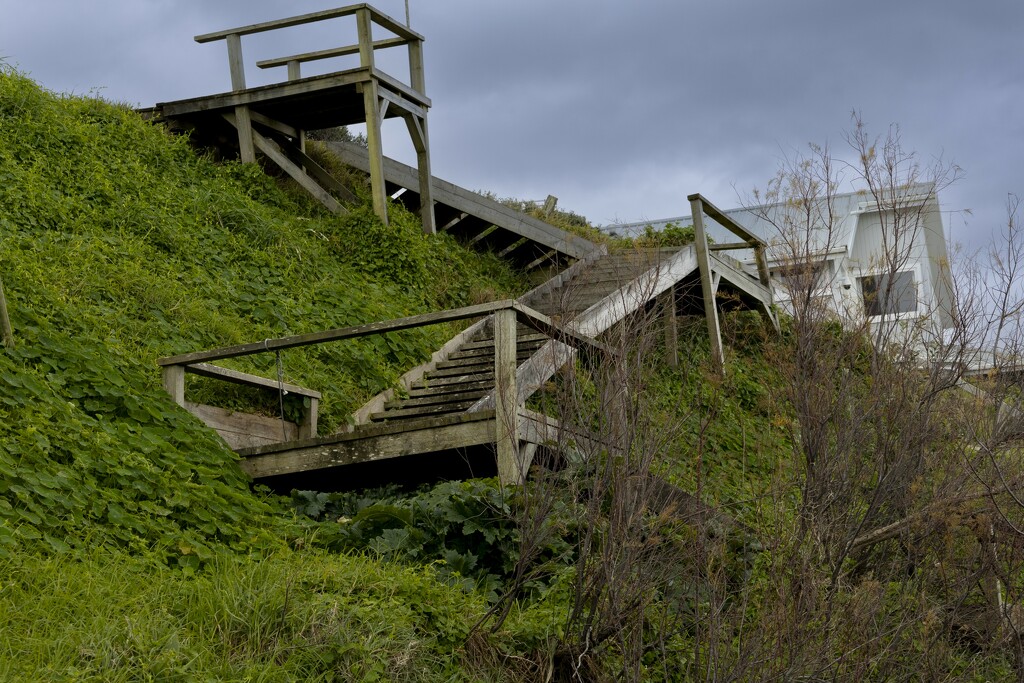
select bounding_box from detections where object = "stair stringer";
[468,245,699,412]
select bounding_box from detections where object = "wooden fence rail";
[157,300,612,463]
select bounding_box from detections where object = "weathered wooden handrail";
[257,38,408,71]
[195,4,424,94]
[194,4,422,44]
[157,300,612,368]
[158,300,612,477]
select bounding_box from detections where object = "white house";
[605,184,955,342]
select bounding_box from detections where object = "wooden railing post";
[661,286,678,368]
[299,397,319,440]
[162,365,186,407]
[285,59,307,159]
[0,276,13,350]
[408,38,426,94]
[689,196,725,376]
[402,113,435,234]
[754,244,771,288]
[494,308,521,485]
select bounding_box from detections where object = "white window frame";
[857,265,923,321]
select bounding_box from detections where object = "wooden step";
[370,399,478,421]
[406,378,496,398]
[384,388,490,410]
[459,332,548,351]
[429,363,508,379]
[433,350,534,372]
[412,370,494,388]
[447,338,546,361]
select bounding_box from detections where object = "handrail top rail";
[194,4,423,45]
[157,300,613,368]
[257,37,408,70]
[687,192,767,250]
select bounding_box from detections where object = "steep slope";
[0,68,526,562]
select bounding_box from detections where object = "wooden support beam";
[226,33,246,90]
[525,249,558,272]
[361,83,388,224]
[300,398,319,440]
[288,144,359,203]
[542,195,558,218]
[238,411,495,479]
[690,197,725,376]
[0,276,13,350]
[686,192,766,248]
[709,241,753,252]
[223,33,256,164]
[185,363,321,398]
[352,9,388,223]
[285,59,306,159]
[355,7,375,69]
[249,111,299,139]
[401,112,435,234]
[234,106,256,163]
[223,113,345,214]
[158,299,518,366]
[662,286,678,368]
[753,244,771,288]
[195,4,424,44]
[493,308,521,485]
[440,212,468,232]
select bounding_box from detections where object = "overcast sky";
[2,1,1021,252]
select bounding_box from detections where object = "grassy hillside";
[0,68,524,562]
[1,68,1016,681]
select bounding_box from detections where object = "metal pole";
[405,0,410,25]
[0,277,14,349]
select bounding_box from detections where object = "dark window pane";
[859,271,917,317]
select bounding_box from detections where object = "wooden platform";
[150,68,426,149]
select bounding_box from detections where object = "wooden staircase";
[326,140,600,271]
[158,196,778,492]
[349,246,695,429]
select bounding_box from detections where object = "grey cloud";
[2,0,1021,248]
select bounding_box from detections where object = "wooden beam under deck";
[326,140,600,266]
[238,410,497,480]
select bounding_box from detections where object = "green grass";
[1,67,1014,681]
[0,548,490,682]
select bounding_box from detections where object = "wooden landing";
[148,68,425,148]
[326,140,600,270]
